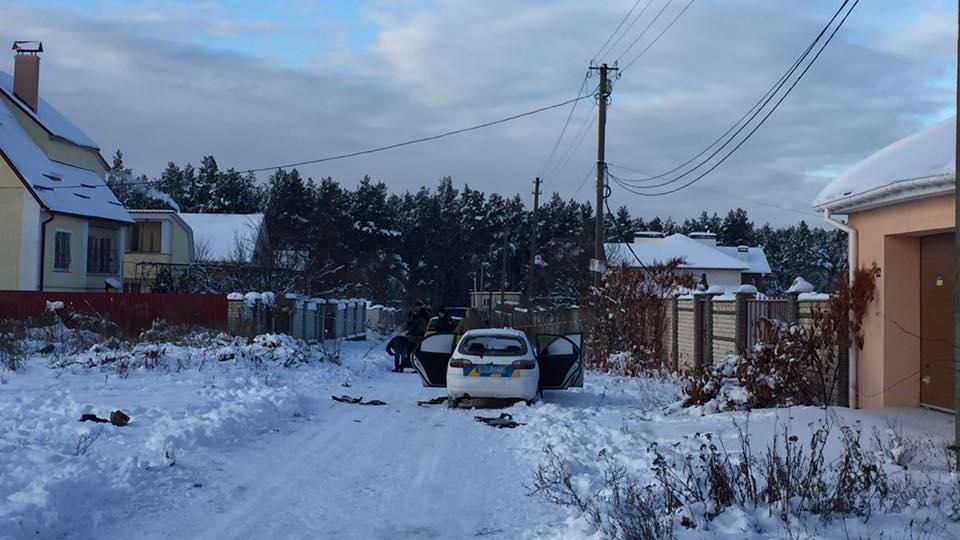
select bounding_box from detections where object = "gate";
[745,298,789,351]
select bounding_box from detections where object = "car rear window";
[458,335,527,356]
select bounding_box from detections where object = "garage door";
[920,233,955,412]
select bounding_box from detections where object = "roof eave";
[814,174,954,214]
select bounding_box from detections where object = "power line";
[544,101,598,181]
[592,0,650,62]
[620,0,696,73]
[539,73,592,178]
[571,163,598,199]
[613,0,858,197]
[612,0,846,184]
[614,0,675,63]
[602,0,658,62]
[244,93,596,174]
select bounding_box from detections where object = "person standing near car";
[453,308,484,345]
[385,334,413,373]
[434,308,456,333]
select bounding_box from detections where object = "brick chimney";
[12,41,42,112]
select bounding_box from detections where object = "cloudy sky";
[1,0,955,225]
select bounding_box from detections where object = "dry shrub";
[587,259,694,375]
[685,266,875,409]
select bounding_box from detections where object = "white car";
[412,328,584,405]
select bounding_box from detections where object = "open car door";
[412,333,456,387]
[536,333,584,389]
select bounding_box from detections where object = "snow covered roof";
[0,71,99,149]
[180,213,265,263]
[715,246,771,274]
[605,234,751,271]
[0,96,131,223]
[814,116,955,212]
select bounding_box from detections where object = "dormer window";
[73,192,90,199]
[42,173,62,182]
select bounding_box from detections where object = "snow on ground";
[2,326,959,539]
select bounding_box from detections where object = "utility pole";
[589,63,617,288]
[953,0,959,466]
[528,176,542,306]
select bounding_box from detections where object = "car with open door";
[411,329,584,404]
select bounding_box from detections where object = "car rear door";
[412,332,456,387]
[536,333,584,389]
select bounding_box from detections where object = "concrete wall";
[848,193,954,408]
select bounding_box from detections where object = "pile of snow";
[787,276,816,293]
[0,324,377,538]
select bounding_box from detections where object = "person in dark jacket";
[434,308,457,333]
[386,334,414,372]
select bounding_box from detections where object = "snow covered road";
[8,331,956,539]
[93,367,569,540]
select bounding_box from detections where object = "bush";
[684,266,876,411]
[532,417,949,538]
[587,260,694,375]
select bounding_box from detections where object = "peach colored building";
[815,116,955,412]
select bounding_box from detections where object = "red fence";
[0,291,228,334]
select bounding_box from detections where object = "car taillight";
[511,360,536,370]
[450,358,472,368]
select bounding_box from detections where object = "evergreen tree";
[720,208,755,246]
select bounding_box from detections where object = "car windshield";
[458,335,526,356]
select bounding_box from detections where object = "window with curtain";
[128,222,162,253]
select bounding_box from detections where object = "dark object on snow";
[474,413,525,429]
[39,343,55,354]
[331,395,387,406]
[417,396,449,406]
[110,410,130,426]
[217,351,235,362]
[360,399,387,406]
[80,413,109,423]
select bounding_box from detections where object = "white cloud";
[0,0,953,226]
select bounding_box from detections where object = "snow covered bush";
[533,416,956,538]
[684,266,876,411]
[586,260,694,375]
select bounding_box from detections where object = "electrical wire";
[619,0,696,73]
[614,0,675,64]
[612,0,846,184]
[9,93,598,190]
[600,0,658,62]
[613,0,858,197]
[571,163,598,199]
[243,92,596,174]
[539,73,592,178]
[592,0,650,62]
[544,101,598,181]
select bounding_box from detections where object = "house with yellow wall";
[0,42,132,292]
[815,115,955,413]
[123,209,195,292]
